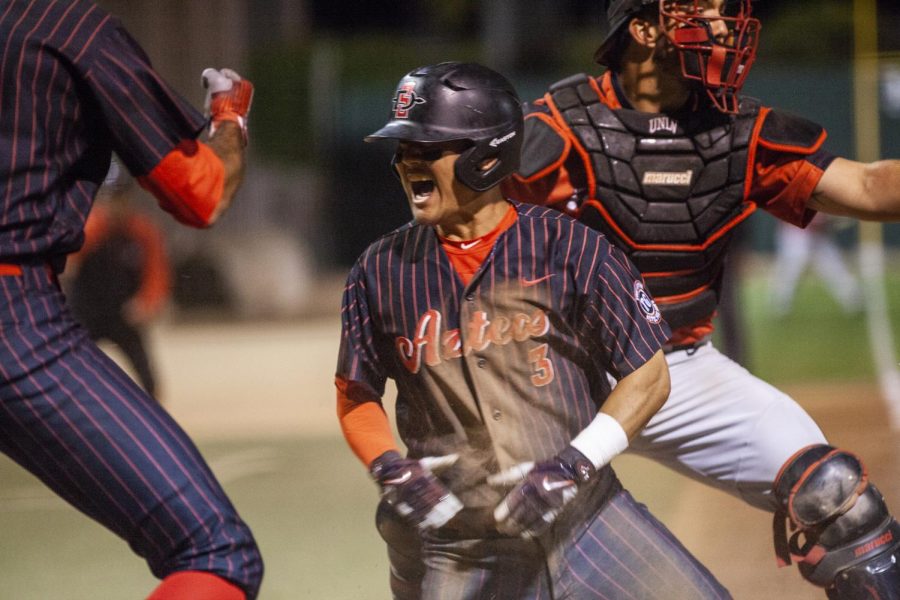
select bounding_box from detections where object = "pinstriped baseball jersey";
[0,0,205,264]
[0,1,261,596]
[338,201,670,508]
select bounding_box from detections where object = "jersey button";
[465,293,475,302]
[477,358,487,368]
[492,409,502,421]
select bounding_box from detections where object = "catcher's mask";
[365,62,523,192]
[595,0,760,114]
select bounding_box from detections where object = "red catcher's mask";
[660,0,760,114]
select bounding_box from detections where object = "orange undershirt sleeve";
[137,140,225,229]
[336,377,399,468]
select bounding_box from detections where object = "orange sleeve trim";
[137,140,224,229]
[795,163,826,209]
[744,107,769,201]
[336,377,399,468]
[757,129,827,155]
[758,161,823,227]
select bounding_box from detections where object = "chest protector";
[545,74,761,329]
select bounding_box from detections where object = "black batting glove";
[489,445,597,538]
[369,450,463,532]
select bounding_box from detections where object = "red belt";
[0,264,23,276]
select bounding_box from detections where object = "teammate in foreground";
[336,61,730,599]
[0,1,261,598]
[502,1,900,597]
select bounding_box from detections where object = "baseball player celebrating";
[499,0,900,597]
[0,2,261,599]
[337,61,730,599]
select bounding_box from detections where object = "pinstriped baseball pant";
[414,484,729,599]
[0,264,263,598]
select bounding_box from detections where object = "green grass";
[0,437,389,600]
[5,262,900,598]
[720,269,900,384]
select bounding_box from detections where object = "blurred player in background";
[337,61,729,599]
[769,214,863,317]
[0,1,261,598]
[503,0,900,597]
[67,161,171,400]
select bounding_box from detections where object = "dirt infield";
[614,380,900,598]
[110,318,900,598]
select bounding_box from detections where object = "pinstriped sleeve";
[75,19,206,177]
[336,260,388,398]
[581,241,671,380]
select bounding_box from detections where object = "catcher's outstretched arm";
[810,157,900,221]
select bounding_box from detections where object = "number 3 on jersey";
[528,343,555,386]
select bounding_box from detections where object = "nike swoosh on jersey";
[542,477,575,492]
[521,274,554,287]
[460,240,480,250]
[384,470,413,485]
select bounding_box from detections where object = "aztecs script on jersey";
[395,308,550,375]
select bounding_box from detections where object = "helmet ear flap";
[390,149,402,181]
[454,132,522,192]
[454,144,500,192]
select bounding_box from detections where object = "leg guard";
[773,444,900,599]
[376,498,424,600]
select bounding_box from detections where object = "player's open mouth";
[411,180,435,203]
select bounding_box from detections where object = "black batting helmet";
[594,0,659,66]
[365,62,523,192]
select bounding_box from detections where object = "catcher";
[504,1,900,598]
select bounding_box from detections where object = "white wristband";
[569,412,629,470]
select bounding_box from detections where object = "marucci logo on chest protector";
[642,170,694,186]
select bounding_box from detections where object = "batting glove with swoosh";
[369,450,463,532]
[489,445,597,538]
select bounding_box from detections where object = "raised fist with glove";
[490,445,598,538]
[370,450,463,532]
[201,67,254,144]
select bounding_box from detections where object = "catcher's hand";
[369,451,463,532]
[489,445,596,538]
[201,67,254,144]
